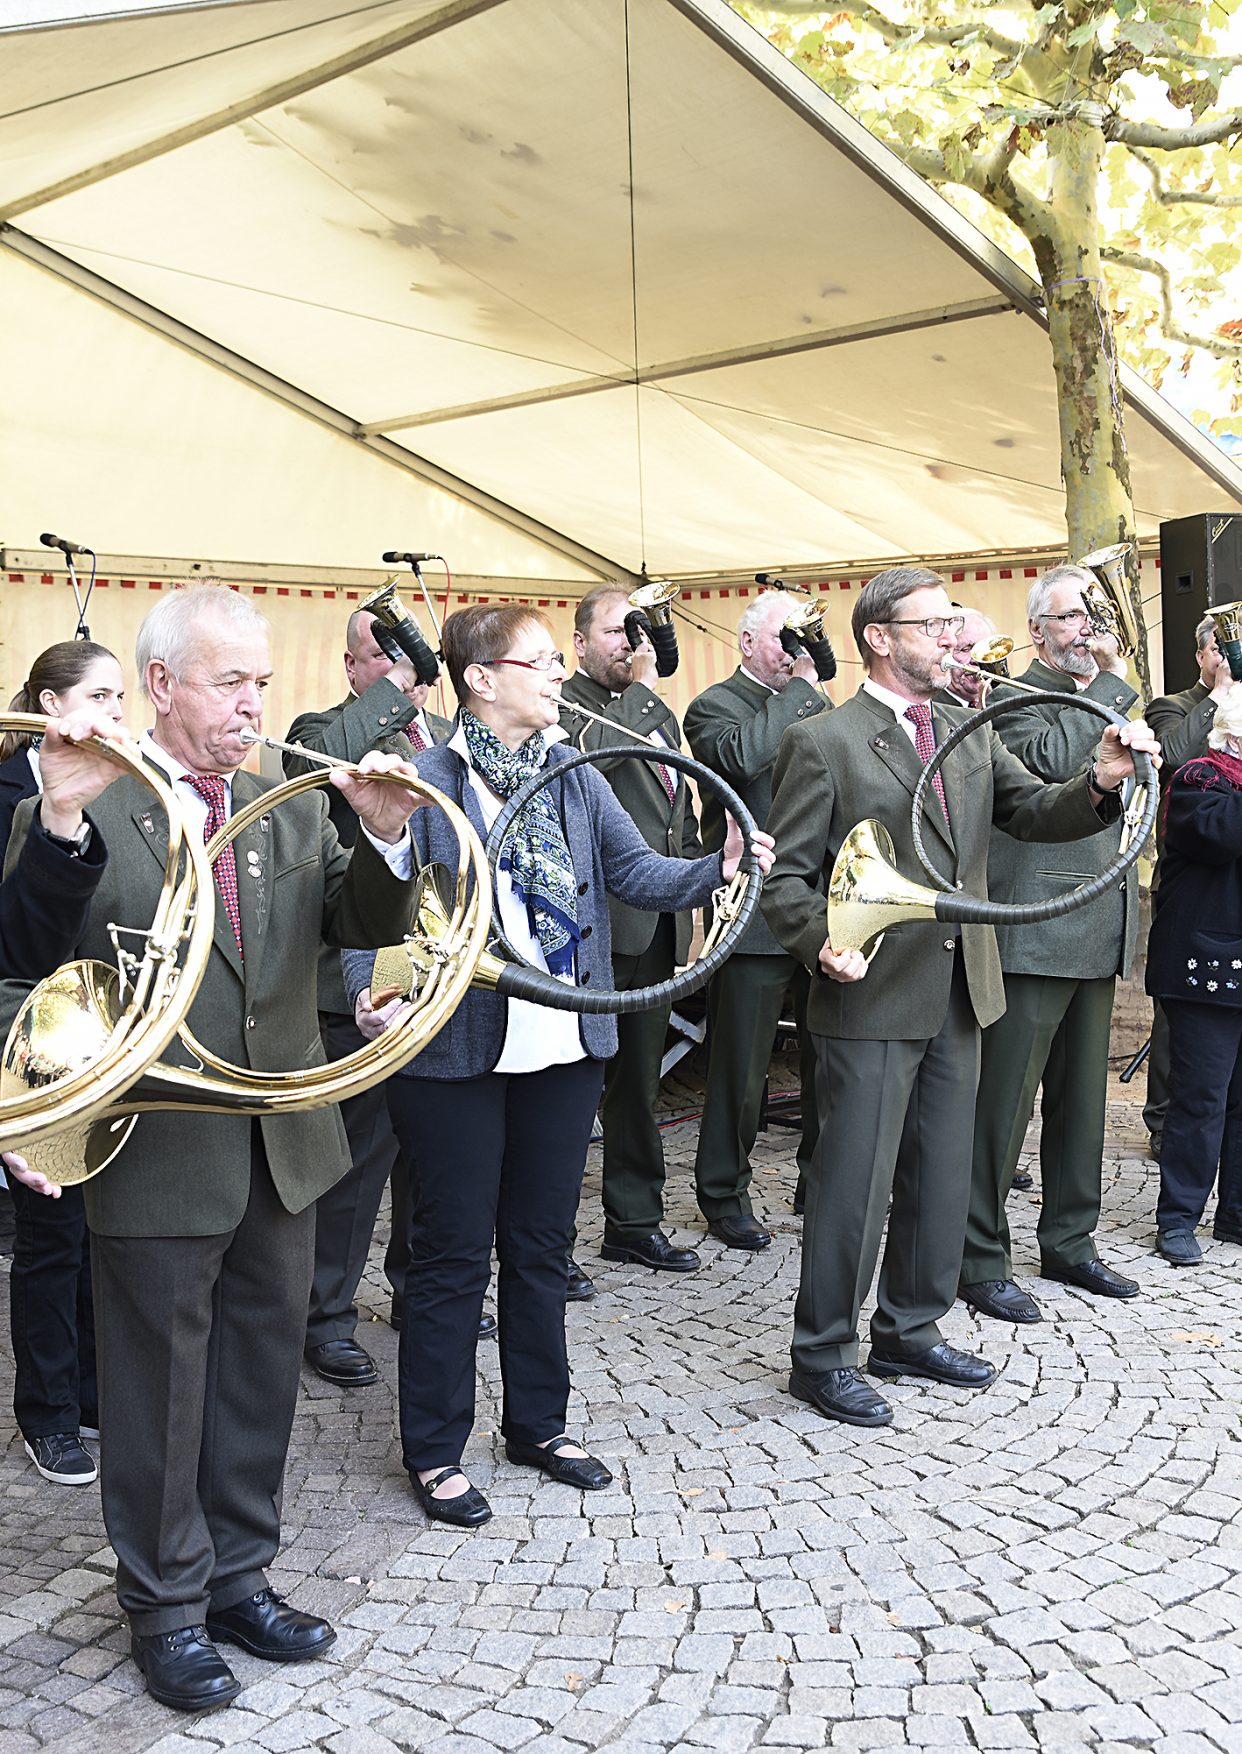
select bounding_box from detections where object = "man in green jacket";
[2,585,421,1713]
[283,608,455,1384]
[684,592,828,1243]
[960,565,1144,1325]
[762,567,1156,1430]
[559,585,704,1277]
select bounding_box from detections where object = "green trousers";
[962,971,1116,1283]
[793,960,980,1372]
[598,917,678,1244]
[693,953,818,1219]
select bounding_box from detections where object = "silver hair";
[136,583,270,698]
[1208,687,1242,751]
[1027,565,1094,623]
[737,591,793,646]
[1196,612,1218,651]
[958,607,997,641]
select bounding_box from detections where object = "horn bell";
[0,962,139,1185]
[826,819,942,958]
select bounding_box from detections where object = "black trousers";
[599,916,676,1243]
[305,1010,402,1345]
[794,957,979,1372]
[1158,1000,1242,1235]
[91,1131,315,1635]
[9,1180,96,1439]
[388,1058,604,1469]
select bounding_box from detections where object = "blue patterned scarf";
[461,709,580,976]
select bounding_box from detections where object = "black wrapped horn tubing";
[909,690,1159,925]
[485,745,761,1014]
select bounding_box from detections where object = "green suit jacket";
[684,667,826,955]
[985,658,1139,980]
[761,687,1119,1040]
[1146,678,1217,866]
[558,671,703,961]
[284,681,451,1012]
[2,769,415,1238]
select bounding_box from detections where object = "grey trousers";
[793,959,979,1373]
[305,1010,401,1345]
[92,1136,315,1634]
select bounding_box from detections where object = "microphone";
[381,550,439,565]
[41,532,92,557]
[754,571,788,589]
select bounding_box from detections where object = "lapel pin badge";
[140,812,154,833]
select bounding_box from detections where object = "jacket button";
[245,1015,257,1030]
[581,925,593,940]
[577,881,588,896]
[581,970,591,985]
[378,714,388,725]
[943,939,955,951]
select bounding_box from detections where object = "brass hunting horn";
[0,729,491,1186]
[826,690,1159,961]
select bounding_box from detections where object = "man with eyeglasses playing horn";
[762,567,1157,1429]
[960,563,1143,1326]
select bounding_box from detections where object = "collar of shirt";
[140,729,235,810]
[739,664,778,694]
[862,677,928,749]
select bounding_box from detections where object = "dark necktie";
[904,703,949,822]
[654,756,676,803]
[407,720,428,753]
[185,773,243,959]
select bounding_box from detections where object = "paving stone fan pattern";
[1,1076,1241,1754]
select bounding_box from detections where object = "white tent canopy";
[2,0,1240,586]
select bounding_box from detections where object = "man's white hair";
[1027,565,1094,624]
[737,591,794,646]
[136,583,270,699]
[1208,687,1242,751]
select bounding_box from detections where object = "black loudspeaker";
[1160,512,1242,693]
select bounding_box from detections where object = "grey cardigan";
[342,739,725,1079]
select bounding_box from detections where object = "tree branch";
[1108,112,1242,150]
[1123,145,1242,208]
[881,135,1046,240]
[764,1,1025,60]
[1102,248,1242,359]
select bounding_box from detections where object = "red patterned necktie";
[407,719,428,753]
[904,703,949,823]
[185,774,243,959]
[654,756,676,803]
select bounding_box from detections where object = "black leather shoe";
[1010,1172,1034,1192]
[390,1300,498,1340]
[867,1343,997,1387]
[566,1256,596,1301]
[599,1231,700,1272]
[206,1589,334,1663]
[505,1435,613,1490]
[1212,1222,1242,1245]
[304,1339,379,1385]
[706,1215,773,1251]
[131,1626,240,1712]
[959,1278,1042,1324]
[789,1367,893,1428]
[410,1466,492,1527]
[1040,1255,1140,1299]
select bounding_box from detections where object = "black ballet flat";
[409,1466,492,1527]
[505,1435,613,1490]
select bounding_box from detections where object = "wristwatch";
[40,818,92,857]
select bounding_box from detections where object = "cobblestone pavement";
[2,1070,1241,1754]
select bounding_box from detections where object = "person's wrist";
[1088,759,1121,795]
[39,800,87,841]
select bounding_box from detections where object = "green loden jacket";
[558,670,703,962]
[1,768,416,1238]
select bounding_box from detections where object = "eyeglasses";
[884,616,965,640]
[484,652,566,673]
[1040,609,1091,628]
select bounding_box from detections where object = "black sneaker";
[23,1433,98,1485]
